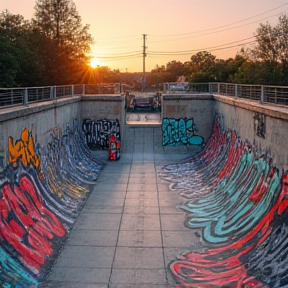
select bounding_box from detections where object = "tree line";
[1,0,288,88]
[149,14,288,87]
[0,0,94,87]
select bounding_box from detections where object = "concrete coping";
[81,94,123,102]
[0,96,81,123]
[162,93,213,100]
[0,94,123,123]
[214,94,288,121]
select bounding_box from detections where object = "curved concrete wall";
[214,94,288,168]
[0,96,107,286]
[161,115,288,287]
[0,97,81,165]
[161,93,288,169]
[0,92,288,287]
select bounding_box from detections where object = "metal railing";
[191,83,288,106]
[0,83,121,109]
[1,82,288,109]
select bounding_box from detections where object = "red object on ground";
[109,134,120,161]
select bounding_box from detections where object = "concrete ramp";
[160,116,288,287]
[2,114,288,287]
[0,124,104,286]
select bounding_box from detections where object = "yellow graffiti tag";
[8,128,40,169]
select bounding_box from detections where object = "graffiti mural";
[82,118,120,149]
[162,117,204,146]
[0,122,103,287]
[160,115,288,288]
[8,128,40,170]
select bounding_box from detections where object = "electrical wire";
[97,55,142,62]
[148,36,257,55]
[148,10,287,44]
[95,35,140,41]
[95,35,257,59]
[97,53,142,60]
[92,4,287,61]
[149,3,288,38]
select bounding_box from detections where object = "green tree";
[231,61,282,85]
[33,0,94,84]
[189,51,216,73]
[249,14,288,85]
[0,36,19,87]
[149,64,175,84]
[0,10,43,87]
[186,51,216,83]
[165,60,186,81]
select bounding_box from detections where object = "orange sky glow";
[1,0,287,72]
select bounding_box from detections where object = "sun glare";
[89,57,100,68]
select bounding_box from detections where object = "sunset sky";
[1,0,287,72]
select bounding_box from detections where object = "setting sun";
[89,57,100,68]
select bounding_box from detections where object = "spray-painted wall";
[161,94,215,144]
[159,95,288,287]
[0,123,103,286]
[0,96,119,287]
[1,92,288,287]
[161,93,288,168]
[0,97,81,166]
[214,95,288,168]
[82,118,121,149]
[161,115,288,287]
[81,95,125,141]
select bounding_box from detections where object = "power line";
[91,4,287,63]
[95,35,140,41]
[148,10,287,44]
[96,35,257,60]
[148,36,257,55]
[149,3,288,39]
[97,53,142,60]
[97,51,142,57]
[98,56,142,63]
[93,4,288,63]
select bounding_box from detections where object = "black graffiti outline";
[82,119,121,149]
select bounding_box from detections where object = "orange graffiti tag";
[8,128,40,169]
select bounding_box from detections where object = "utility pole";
[142,34,147,91]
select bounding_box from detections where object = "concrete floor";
[41,124,201,288]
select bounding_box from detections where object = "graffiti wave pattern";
[0,122,103,287]
[160,116,288,288]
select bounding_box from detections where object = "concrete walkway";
[42,125,200,288]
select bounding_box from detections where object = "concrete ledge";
[0,96,81,123]
[213,94,288,121]
[81,94,123,102]
[162,93,213,101]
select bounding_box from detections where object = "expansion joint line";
[107,129,134,288]
[154,127,169,283]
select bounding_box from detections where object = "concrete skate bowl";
[0,123,103,287]
[160,115,288,288]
